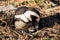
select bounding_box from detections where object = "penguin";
[10,6,40,32]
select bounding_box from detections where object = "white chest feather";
[24,11,39,21]
[15,11,40,22]
[15,14,29,22]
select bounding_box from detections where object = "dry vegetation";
[0,0,60,40]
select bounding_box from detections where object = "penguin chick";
[13,6,40,30]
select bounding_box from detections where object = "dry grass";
[0,0,60,40]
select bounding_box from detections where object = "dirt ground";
[0,0,60,40]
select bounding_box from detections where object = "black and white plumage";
[12,6,40,30]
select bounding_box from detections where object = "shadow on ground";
[39,13,60,29]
